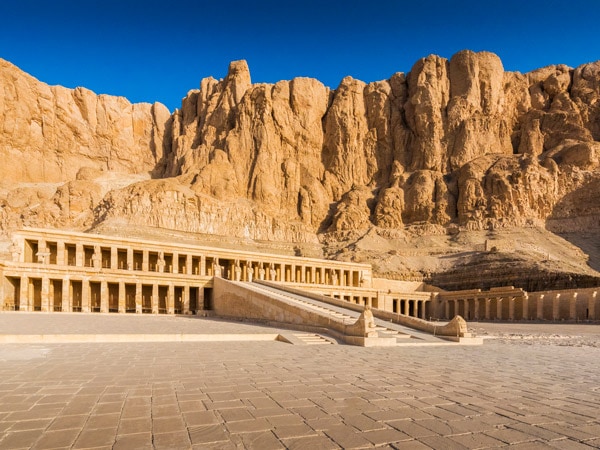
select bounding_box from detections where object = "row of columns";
[443,291,597,321]
[13,275,204,315]
[228,259,362,287]
[20,239,366,288]
[392,297,428,320]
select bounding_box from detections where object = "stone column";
[142,251,149,272]
[173,252,179,274]
[82,279,90,313]
[152,284,159,314]
[62,278,70,312]
[135,283,142,314]
[56,241,65,265]
[552,293,561,320]
[444,300,450,320]
[100,280,108,313]
[200,255,206,276]
[522,294,529,320]
[157,253,166,273]
[167,284,175,315]
[496,297,503,320]
[75,244,84,267]
[311,267,316,284]
[588,291,597,320]
[111,247,118,270]
[421,300,427,319]
[186,254,193,275]
[93,246,102,269]
[485,299,491,320]
[508,297,515,321]
[473,298,479,320]
[19,276,29,311]
[300,265,306,283]
[198,287,205,311]
[118,282,126,314]
[41,277,50,312]
[182,285,190,314]
[569,292,578,320]
[537,294,544,320]
[127,248,134,270]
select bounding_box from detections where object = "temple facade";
[0,228,377,315]
[2,228,599,322]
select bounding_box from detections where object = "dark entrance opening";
[203,288,213,310]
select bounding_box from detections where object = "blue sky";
[1,0,598,112]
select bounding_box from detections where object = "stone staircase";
[242,282,423,343]
[292,333,334,345]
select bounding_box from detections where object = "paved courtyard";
[1,314,600,449]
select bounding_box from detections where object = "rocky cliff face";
[146,51,599,238]
[0,59,171,184]
[1,52,600,286]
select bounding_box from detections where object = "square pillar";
[552,294,561,320]
[41,277,50,312]
[118,282,126,313]
[508,297,515,320]
[135,283,142,314]
[81,280,90,313]
[473,298,479,320]
[56,241,65,265]
[187,254,193,275]
[167,284,175,314]
[127,248,134,270]
[19,276,29,311]
[485,299,491,320]
[496,298,503,320]
[75,244,84,267]
[142,251,149,272]
[182,285,190,314]
[588,291,597,320]
[62,278,70,312]
[569,293,578,320]
[537,294,544,320]
[522,294,529,320]
[152,284,158,314]
[100,281,108,313]
[111,247,118,270]
[198,287,205,311]
[172,252,179,274]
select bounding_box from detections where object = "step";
[292,333,333,345]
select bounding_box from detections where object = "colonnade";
[439,289,599,321]
[4,274,206,315]
[15,235,367,288]
[391,297,428,319]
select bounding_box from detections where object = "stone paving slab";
[0,316,599,448]
[0,312,287,335]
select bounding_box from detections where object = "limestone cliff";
[1,52,600,289]
[152,51,599,238]
[0,59,171,183]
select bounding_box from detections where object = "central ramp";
[212,278,458,346]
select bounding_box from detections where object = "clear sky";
[0,0,598,112]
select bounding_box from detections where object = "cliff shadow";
[546,179,600,272]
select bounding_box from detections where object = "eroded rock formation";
[1,52,599,269]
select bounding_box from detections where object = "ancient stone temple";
[0,228,431,318]
[2,228,598,326]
